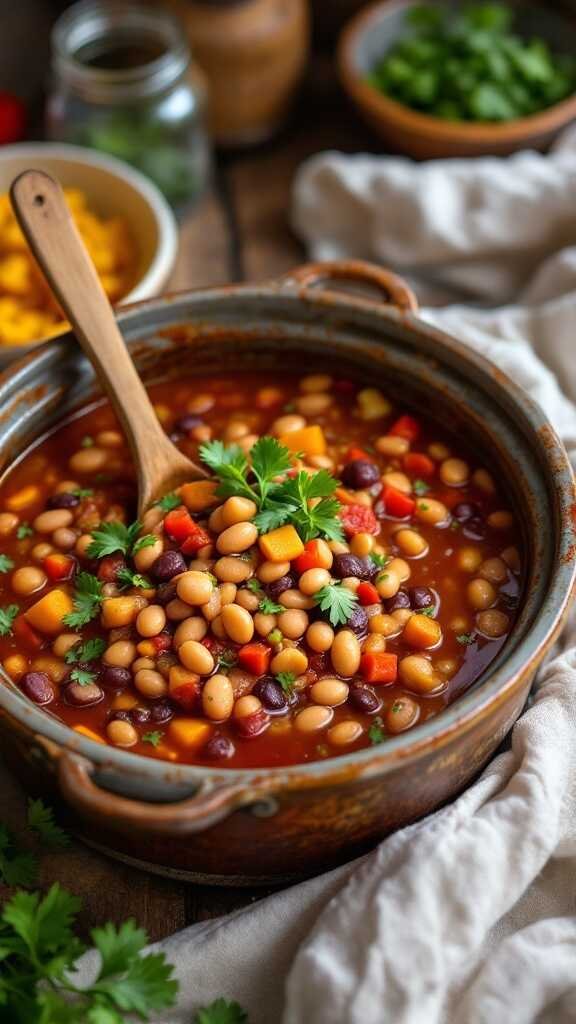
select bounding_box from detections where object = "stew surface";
[0,371,522,768]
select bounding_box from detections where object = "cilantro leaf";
[313,583,358,627]
[155,492,182,511]
[246,578,263,594]
[199,441,256,503]
[65,637,106,664]
[419,605,436,617]
[132,534,157,555]
[0,554,14,573]
[218,649,238,672]
[63,572,103,629]
[456,632,476,645]
[91,933,178,1016]
[16,522,33,540]
[250,436,292,505]
[0,603,19,636]
[276,671,296,695]
[70,487,94,498]
[142,731,163,747]
[369,552,389,569]
[26,799,69,850]
[259,597,284,614]
[194,997,248,1024]
[256,470,343,542]
[86,521,143,559]
[70,667,97,686]
[117,567,151,590]
[368,716,385,745]
[413,479,430,496]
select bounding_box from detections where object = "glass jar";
[46,0,211,210]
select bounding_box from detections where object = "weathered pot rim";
[0,270,574,792]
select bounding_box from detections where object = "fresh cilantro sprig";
[313,583,358,628]
[142,731,163,748]
[256,469,344,542]
[369,552,389,569]
[194,998,249,1024]
[117,567,152,590]
[276,672,296,696]
[368,716,385,745]
[16,522,33,540]
[63,572,103,630]
[0,603,19,636]
[70,487,94,498]
[86,520,156,560]
[259,597,284,615]
[199,441,257,504]
[0,554,14,573]
[69,667,97,686]
[218,649,238,672]
[246,578,263,594]
[413,479,430,496]
[65,637,107,665]
[155,492,182,512]
[456,632,476,645]
[0,884,179,1021]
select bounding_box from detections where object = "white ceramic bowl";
[0,142,178,363]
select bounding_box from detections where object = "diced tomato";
[403,452,435,477]
[201,636,216,651]
[344,446,373,463]
[13,614,43,650]
[357,581,380,606]
[389,415,420,442]
[360,653,398,685]
[152,633,172,654]
[382,486,415,519]
[180,521,212,554]
[170,683,200,711]
[294,539,329,574]
[339,504,379,537]
[43,553,75,582]
[164,508,210,550]
[238,642,271,676]
[97,554,125,583]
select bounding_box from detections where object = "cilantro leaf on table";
[65,637,107,665]
[276,672,296,696]
[86,521,155,560]
[16,522,33,540]
[0,823,38,887]
[313,583,358,628]
[0,554,14,573]
[259,597,284,615]
[194,998,248,1024]
[27,799,70,850]
[0,603,19,637]
[63,572,103,629]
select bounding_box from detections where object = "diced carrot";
[336,487,362,506]
[25,589,73,635]
[389,415,420,442]
[13,614,43,650]
[357,581,380,606]
[238,642,271,676]
[256,387,283,409]
[3,654,27,681]
[168,718,213,750]
[279,425,326,457]
[402,614,442,649]
[403,452,435,477]
[180,480,219,512]
[73,725,106,744]
[259,524,304,563]
[111,692,139,710]
[43,553,76,582]
[382,486,415,519]
[360,652,398,685]
[169,665,201,710]
[294,539,328,574]
[6,484,41,511]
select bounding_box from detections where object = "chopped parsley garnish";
[369,552,389,569]
[368,716,385,745]
[142,731,164,747]
[413,478,430,496]
[70,487,94,498]
[63,572,103,629]
[0,603,19,636]
[65,637,106,664]
[80,434,94,447]
[420,605,436,617]
[417,502,430,512]
[259,596,284,614]
[16,522,33,540]
[155,492,182,512]
[456,632,476,645]
[313,583,358,627]
[117,567,152,590]
[276,671,297,695]
[218,649,238,672]
[246,578,263,594]
[0,554,14,573]
[199,436,344,542]
[86,520,155,559]
[69,667,97,686]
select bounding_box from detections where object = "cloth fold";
[93,136,576,1022]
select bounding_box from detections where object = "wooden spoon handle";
[10,170,202,512]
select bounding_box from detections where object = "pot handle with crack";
[58,751,276,836]
[280,259,419,312]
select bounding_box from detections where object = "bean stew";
[0,372,523,768]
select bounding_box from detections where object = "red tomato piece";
[180,522,212,554]
[171,682,200,711]
[163,507,196,543]
[238,642,271,676]
[339,504,379,537]
[360,653,398,685]
[382,486,415,519]
[42,553,75,582]
[403,452,435,477]
[357,581,380,606]
[13,614,43,650]
[294,539,328,574]
[0,92,25,145]
[389,415,420,442]
[344,446,372,463]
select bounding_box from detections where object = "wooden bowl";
[338,0,576,158]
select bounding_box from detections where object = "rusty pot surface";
[0,260,574,885]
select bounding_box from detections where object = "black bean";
[109,709,132,723]
[156,580,178,606]
[385,589,411,613]
[150,700,176,724]
[349,686,382,714]
[47,491,80,510]
[453,502,480,522]
[101,665,131,690]
[332,554,374,581]
[409,587,434,610]
[464,517,486,541]
[267,573,296,601]
[204,734,235,760]
[151,550,187,582]
[65,682,103,707]
[252,677,288,713]
[340,459,380,490]
[20,671,54,706]
[130,706,152,725]
[176,414,203,434]
[346,604,369,636]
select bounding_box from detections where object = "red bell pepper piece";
[42,553,75,582]
[13,614,43,651]
[403,452,435,477]
[382,486,415,519]
[360,652,398,685]
[389,415,420,442]
[180,522,212,554]
[238,642,271,676]
[357,581,380,606]
[339,504,379,537]
[163,507,195,542]
[294,539,329,574]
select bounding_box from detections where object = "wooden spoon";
[10,170,208,517]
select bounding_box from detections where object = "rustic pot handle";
[58,752,272,836]
[282,259,418,312]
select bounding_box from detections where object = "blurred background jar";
[169,0,310,148]
[46,0,211,210]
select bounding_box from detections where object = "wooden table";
[0,85,371,940]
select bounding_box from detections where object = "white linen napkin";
[94,135,576,1023]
